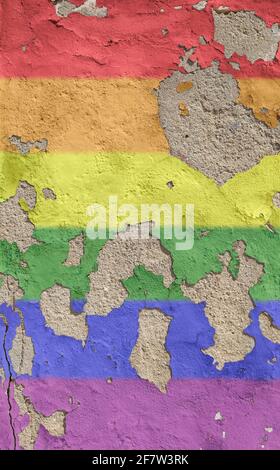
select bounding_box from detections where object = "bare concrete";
[158,62,280,184]
[84,226,174,316]
[14,383,66,450]
[213,10,280,63]
[0,274,23,307]
[130,308,172,393]
[53,0,107,18]
[63,234,84,266]
[193,1,207,11]
[0,367,5,383]
[181,241,264,369]
[0,181,38,251]
[273,192,280,208]
[9,324,34,376]
[42,188,56,200]
[259,312,280,344]
[9,135,48,155]
[40,284,88,344]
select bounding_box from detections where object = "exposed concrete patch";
[193,1,207,11]
[40,285,88,344]
[0,367,5,383]
[158,62,280,184]
[14,383,66,450]
[229,61,240,71]
[213,10,280,63]
[9,324,34,376]
[0,181,38,251]
[9,136,48,155]
[0,274,23,307]
[259,312,280,344]
[63,234,84,267]
[53,0,107,18]
[179,47,199,73]
[181,241,264,369]
[199,35,207,45]
[273,192,280,208]
[214,411,223,421]
[84,225,174,316]
[42,188,56,200]
[130,308,172,393]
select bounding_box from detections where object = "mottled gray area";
[9,136,48,155]
[213,10,280,63]
[54,0,107,18]
[158,62,280,184]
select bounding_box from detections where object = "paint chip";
[9,135,48,155]
[215,411,223,421]
[193,1,207,11]
[54,0,107,18]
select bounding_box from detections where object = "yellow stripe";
[0,151,279,228]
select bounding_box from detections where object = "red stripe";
[1,0,280,78]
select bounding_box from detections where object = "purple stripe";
[2,378,279,450]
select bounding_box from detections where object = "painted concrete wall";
[0,0,280,450]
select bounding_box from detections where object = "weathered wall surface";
[0,0,280,450]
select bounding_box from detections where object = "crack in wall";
[0,314,16,449]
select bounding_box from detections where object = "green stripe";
[0,227,279,301]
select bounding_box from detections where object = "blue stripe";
[0,300,280,379]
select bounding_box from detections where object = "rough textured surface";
[0,79,168,154]
[63,234,84,266]
[181,241,264,369]
[53,0,107,18]
[40,285,88,344]
[158,63,280,184]
[238,79,280,128]
[1,0,280,452]
[0,274,23,307]
[9,324,34,376]
[259,312,280,344]
[0,181,37,251]
[130,308,171,392]
[8,136,48,155]
[85,227,174,315]
[213,10,280,63]
[14,383,66,450]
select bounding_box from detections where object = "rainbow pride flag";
[0,0,280,450]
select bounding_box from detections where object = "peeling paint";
[181,241,264,369]
[130,308,172,393]
[8,136,48,155]
[84,225,174,316]
[53,0,107,18]
[14,383,66,450]
[259,312,280,344]
[9,323,34,376]
[63,234,84,267]
[158,62,280,184]
[0,182,38,251]
[40,285,88,344]
[213,10,280,63]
